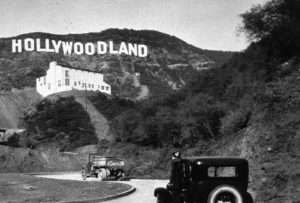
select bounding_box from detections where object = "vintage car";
[154,156,254,203]
[82,154,125,181]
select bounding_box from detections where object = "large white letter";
[52,40,62,53]
[74,42,84,55]
[138,45,148,57]
[97,41,107,54]
[12,39,22,52]
[62,41,73,55]
[45,39,54,52]
[119,42,129,55]
[24,38,35,51]
[85,43,95,55]
[36,38,46,52]
[128,43,137,56]
[109,41,118,54]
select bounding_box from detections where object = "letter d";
[138,45,148,57]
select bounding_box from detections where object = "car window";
[208,166,237,177]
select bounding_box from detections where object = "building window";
[48,83,51,90]
[101,86,104,90]
[58,80,61,86]
[88,84,91,88]
[65,70,69,77]
[79,81,81,85]
[92,84,94,88]
[65,79,70,86]
[44,77,46,84]
[98,85,100,89]
[106,86,109,91]
[74,82,77,86]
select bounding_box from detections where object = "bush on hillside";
[24,96,97,151]
[88,93,136,120]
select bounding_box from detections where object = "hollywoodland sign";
[11,38,148,57]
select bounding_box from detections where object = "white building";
[36,61,111,97]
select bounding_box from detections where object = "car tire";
[81,170,87,180]
[156,194,169,203]
[207,185,244,203]
[98,168,106,181]
[245,192,254,203]
[119,171,125,180]
[115,169,125,180]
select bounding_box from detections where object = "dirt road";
[36,173,168,203]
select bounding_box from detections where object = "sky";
[0,0,268,51]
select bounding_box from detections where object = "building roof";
[184,156,248,166]
[56,62,104,75]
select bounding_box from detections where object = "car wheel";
[81,170,86,180]
[119,171,125,180]
[97,168,106,181]
[115,170,125,180]
[245,192,254,203]
[156,194,169,203]
[207,185,244,203]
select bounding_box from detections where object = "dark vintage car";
[82,154,125,181]
[154,156,254,203]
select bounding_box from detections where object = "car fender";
[154,187,171,198]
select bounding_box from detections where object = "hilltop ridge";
[0,29,234,99]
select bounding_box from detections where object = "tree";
[239,0,300,59]
[154,107,180,147]
[176,94,224,144]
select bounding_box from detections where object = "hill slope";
[0,88,41,128]
[0,29,233,99]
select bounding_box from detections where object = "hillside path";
[74,95,112,141]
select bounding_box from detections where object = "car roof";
[183,156,248,166]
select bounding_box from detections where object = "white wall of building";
[36,61,111,97]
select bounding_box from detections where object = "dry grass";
[0,173,131,203]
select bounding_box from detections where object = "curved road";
[36,172,168,203]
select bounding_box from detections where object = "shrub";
[24,96,98,151]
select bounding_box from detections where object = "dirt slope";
[207,124,300,203]
[75,95,112,141]
[0,145,86,172]
[0,88,41,128]
[47,90,113,142]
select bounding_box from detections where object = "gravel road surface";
[36,173,168,203]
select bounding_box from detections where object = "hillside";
[0,1,299,202]
[0,91,111,172]
[0,29,233,99]
[81,1,300,202]
[0,88,40,128]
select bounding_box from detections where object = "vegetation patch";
[0,173,131,203]
[23,96,98,151]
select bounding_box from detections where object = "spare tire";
[207,185,245,203]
